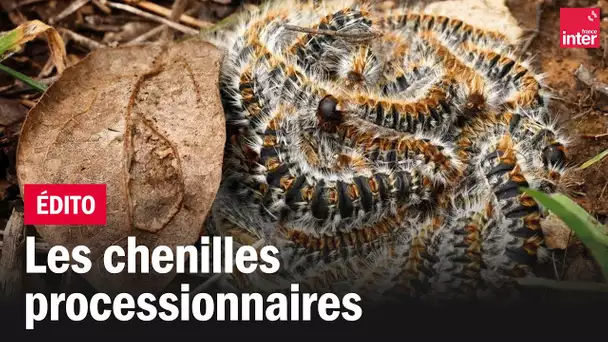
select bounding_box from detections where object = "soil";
[506,0,608,282]
[506,0,608,215]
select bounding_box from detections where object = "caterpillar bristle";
[205,0,571,303]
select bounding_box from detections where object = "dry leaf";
[16,38,226,296]
[0,20,68,73]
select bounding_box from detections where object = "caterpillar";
[203,0,570,302]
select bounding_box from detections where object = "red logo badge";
[560,7,601,48]
[23,184,107,225]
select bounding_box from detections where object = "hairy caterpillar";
[203,0,570,302]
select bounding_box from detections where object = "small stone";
[541,214,573,250]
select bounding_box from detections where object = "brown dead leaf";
[16,38,226,296]
[0,20,68,73]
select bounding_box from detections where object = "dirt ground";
[503,0,608,282]
[0,0,607,290]
[506,0,608,215]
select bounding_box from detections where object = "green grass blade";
[580,148,608,169]
[0,63,47,92]
[0,29,21,59]
[550,193,608,243]
[521,187,608,280]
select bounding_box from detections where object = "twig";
[571,107,595,120]
[50,0,90,24]
[19,98,37,108]
[37,56,56,79]
[600,182,608,200]
[581,132,608,140]
[0,209,24,302]
[282,24,383,42]
[91,0,111,14]
[124,5,202,46]
[161,0,190,42]
[127,0,212,29]
[60,28,106,51]
[124,25,166,45]
[38,75,60,86]
[102,1,199,36]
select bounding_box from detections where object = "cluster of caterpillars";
[204,0,570,301]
